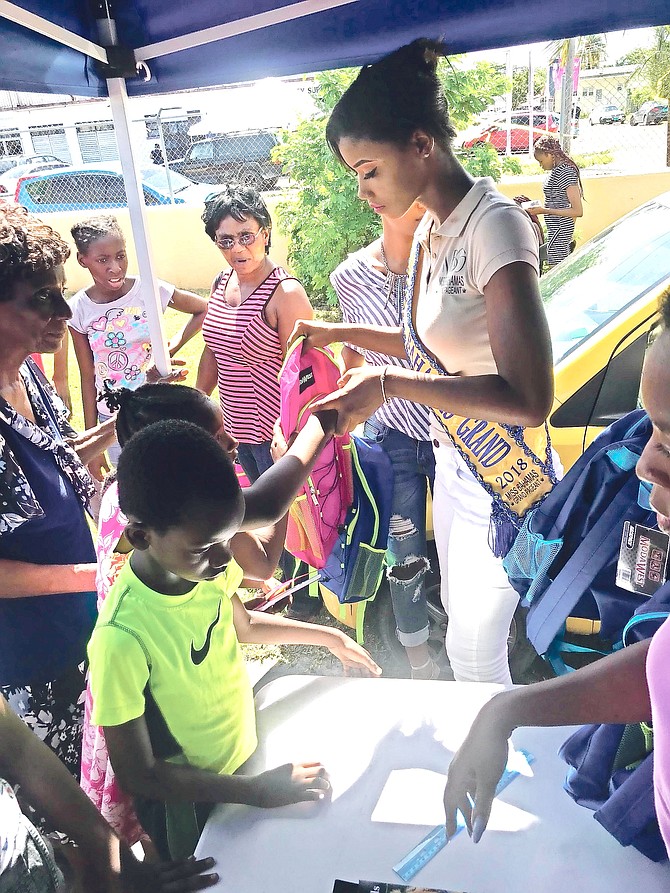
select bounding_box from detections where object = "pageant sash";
[402,241,557,556]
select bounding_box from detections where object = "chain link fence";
[0,29,668,211]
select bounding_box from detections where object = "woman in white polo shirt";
[292,38,558,685]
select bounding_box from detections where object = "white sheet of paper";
[371,768,447,826]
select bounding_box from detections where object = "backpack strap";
[527,474,642,655]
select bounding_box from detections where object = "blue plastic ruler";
[393,748,535,883]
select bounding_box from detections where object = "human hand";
[443,696,512,842]
[327,630,382,677]
[249,761,330,808]
[288,319,339,351]
[87,452,110,482]
[115,850,219,892]
[312,366,385,436]
[526,206,545,216]
[145,358,188,384]
[270,418,290,461]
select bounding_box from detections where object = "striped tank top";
[202,265,295,443]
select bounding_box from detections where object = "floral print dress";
[80,480,148,845]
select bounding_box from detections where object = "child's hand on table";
[327,630,382,677]
[249,761,331,807]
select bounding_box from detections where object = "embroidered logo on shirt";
[190,599,222,665]
[438,249,467,295]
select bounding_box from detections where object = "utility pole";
[559,38,576,154]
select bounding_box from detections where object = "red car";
[462,111,560,154]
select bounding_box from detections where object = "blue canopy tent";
[1,0,668,367]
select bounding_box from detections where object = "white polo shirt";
[414,178,539,381]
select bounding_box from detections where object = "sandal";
[410,656,441,680]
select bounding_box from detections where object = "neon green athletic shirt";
[88,558,257,776]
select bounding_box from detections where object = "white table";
[196,676,670,892]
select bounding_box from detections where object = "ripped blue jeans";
[363,419,435,647]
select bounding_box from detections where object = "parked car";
[357,190,670,675]
[0,153,64,176]
[170,129,281,190]
[461,111,577,154]
[462,121,553,154]
[0,159,68,198]
[588,104,625,125]
[630,101,669,125]
[13,162,215,212]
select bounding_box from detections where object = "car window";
[541,201,670,363]
[22,174,86,206]
[142,166,192,194]
[189,141,214,162]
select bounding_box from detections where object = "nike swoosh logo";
[190,599,222,666]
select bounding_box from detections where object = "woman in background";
[529,134,583,266]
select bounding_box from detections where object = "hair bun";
[98,381,130,413]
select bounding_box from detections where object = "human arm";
[195,345,218,396]
[443,639,652,841]
[231,516,289,582]
[528,183,583,220]
[166,288,208,356]
[231,594,382,675]
[67,414,117,465]
[0,559,96,598]
[267,279,313,353]
[0,694,218,892]
[241,410,337,529]
[313,262,554,435]
[290,319,408,359]
[70,326,109,480]
[104,716,328,809]
[341,345,366,371]
[52,334,72,412]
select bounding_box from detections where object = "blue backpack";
[558,585,670,862]
[319,436,393,642]
[503,409,658,673]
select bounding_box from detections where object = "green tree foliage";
[274,59,507,306]
[511,66,548,109]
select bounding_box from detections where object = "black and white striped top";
[331,247,431,442]
[542,163,579,265]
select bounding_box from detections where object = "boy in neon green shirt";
[88,418,381,859]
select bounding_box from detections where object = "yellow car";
[545,190,670,471]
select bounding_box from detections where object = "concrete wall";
[53,171,670,294]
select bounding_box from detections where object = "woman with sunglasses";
[197,185,317,617]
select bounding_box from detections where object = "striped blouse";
[202,266,294,443]
[331,248,431,442]
[542,163,579,265]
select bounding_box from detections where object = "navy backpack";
[559,585,670,862]
[503,409,658,672]
[320,436,393,642]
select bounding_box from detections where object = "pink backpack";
[279,338,353,568]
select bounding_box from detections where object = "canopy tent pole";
[0,1,108,62]
[106,76,171,376]
[134,0,358,61]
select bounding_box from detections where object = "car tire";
[233,163,263,190]
[366,572,542,684]
[630,116,637,126]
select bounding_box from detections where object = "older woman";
[0,205,115,794]
[196,185,318,618]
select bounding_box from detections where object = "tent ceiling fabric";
[1,0,669,96]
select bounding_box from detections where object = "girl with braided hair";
[80,381,363,847]
[530,134,584,266]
